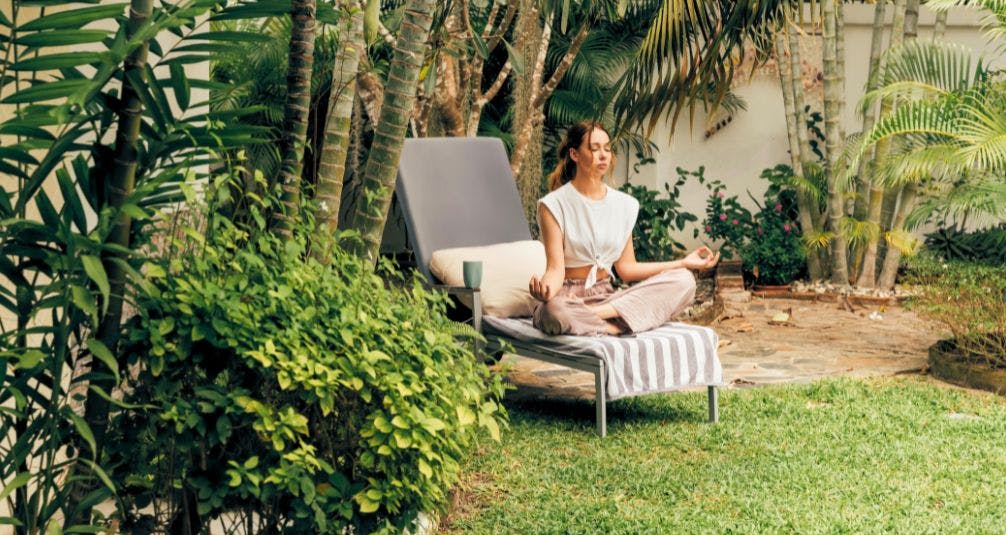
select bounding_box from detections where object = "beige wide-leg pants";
[532,268,697,336]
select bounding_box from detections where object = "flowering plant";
[703,167,807,285]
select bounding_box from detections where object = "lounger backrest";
[395,137,532,280]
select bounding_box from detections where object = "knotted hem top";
[537,182,639,289]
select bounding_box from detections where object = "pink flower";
[732,219,739,225]
[783,223,791,232]
[717,191,725,198]
[705,225,712,232]
[757,227,764,236]
[774,203,783,212]
[719,213,727,221]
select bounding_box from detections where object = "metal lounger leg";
[708,386,719,423]
[595,362,607,437]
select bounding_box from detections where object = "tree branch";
[534,22,589,109]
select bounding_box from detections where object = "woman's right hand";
[529,275,553,302]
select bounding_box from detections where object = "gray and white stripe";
[483,317,723,401]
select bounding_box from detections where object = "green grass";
[444,377,1006,533]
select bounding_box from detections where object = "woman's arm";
[613,238,720,283]
[529,203,566,301]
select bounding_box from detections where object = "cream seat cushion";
[429,240,545,318]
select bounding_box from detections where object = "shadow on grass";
[502,393,706,432]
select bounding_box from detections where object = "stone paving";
[499,296,943,401]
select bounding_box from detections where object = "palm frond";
[612,0,784,137]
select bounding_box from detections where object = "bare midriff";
[564,265,609,282]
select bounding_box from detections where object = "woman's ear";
[568,147,578,163]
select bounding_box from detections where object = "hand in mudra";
[681,246,720,271]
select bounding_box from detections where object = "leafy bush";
[619,167,700,261]
[924,225,1006,265]
[703,165,806,285]
[903,255,1006,368]
[110,200,507,533]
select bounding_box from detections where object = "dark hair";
[546,121,613,191]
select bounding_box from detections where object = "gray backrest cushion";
[395,137,532,280]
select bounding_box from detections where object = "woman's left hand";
[681,246,720,271]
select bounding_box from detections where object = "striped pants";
[532,268,697,336]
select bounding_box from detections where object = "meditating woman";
[530,121,720,336]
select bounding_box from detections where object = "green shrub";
[618,167,699,262]
[110,210,506,532]
[924,225,1006,265]
[903,255,1006,367]
[703,165,807,285]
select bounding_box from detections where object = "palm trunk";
[346,0,436,262]
[316,1,363,233]
[822,0,849,285]
[853,0,887,221]
[511,13,590,224]
[775,20,824,280]
[856,0,907,288]
[876,0,921,289]
[69,0,152,524]
[877,183,916,288]
[934,8,948,40]
[274,0,318,237]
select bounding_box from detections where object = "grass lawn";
[443,377,1006,533]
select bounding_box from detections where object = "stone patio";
[499,296,944,401]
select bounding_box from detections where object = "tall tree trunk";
[69,0,152,525]
[510,11,590,224]
[786,3,826,279]
[856,0,907,288]
[934,6,948,40]
[346,0,436,262]
[510,3,548,224]
[775,19,824,281]
[877,0,921,289]
[316,2,363,233]
[853,0,887,221]
[274,0,318,237]
[822,0,849,285]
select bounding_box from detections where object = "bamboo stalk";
[856,0,908,288]
[776,16,824,281]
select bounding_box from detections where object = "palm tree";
[316,1,364,232]
[346,0,437,262]
[274,0,318,236]
[846,0,1006,289]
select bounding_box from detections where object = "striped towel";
[483,317,723,401]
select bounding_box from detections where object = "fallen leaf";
[730,378,756,386]
[734,322,755,333]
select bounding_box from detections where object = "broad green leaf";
[418,459,433,478]
[16,350,45,370]
[69,412,96,456]
[80,256,110,312]
[0,147,39,165]
[211,1,295,21]
[70,285,99,325]
[0,123,55,140]
[2,78,91,104]
[10,52,104,71]
[21,4,127,31]
[169,63,190,110]
[56,167,87,233]
[456,406,476,426]
[14,29,109,48]
[79,458,115,492]
[0,472,30,502]
[189,30,273,42]
[85,338,119,384]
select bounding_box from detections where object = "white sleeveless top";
[537,182,639,289]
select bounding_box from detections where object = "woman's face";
[570,127,612,177]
